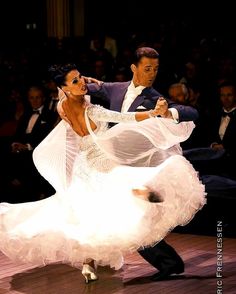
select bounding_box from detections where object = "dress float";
[0,105,206,270]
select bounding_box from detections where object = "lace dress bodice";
[73,105,137,176]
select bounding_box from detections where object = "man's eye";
[72,78,78,84]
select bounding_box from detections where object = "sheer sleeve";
[33,120,78,192]
[87,104,136,123]
[85,106,195,167]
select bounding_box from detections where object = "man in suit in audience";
[86,47,199,281]
[207,81,236,179]
[3,85,55,202]
[44,79,61,126]
[183,80,236,179]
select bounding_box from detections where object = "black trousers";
[138,239,184,271]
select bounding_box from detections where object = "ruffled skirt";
[0,155,205,270]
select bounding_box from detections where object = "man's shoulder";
[144,87,162,99]
[103,81,131,88]
[88,81,130,92]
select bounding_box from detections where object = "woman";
[0,64,206,283]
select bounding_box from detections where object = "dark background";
[1,0,235,44]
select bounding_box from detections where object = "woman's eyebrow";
[72,74,81,81]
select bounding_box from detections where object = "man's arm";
[167,99,199,122]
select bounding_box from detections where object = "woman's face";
[62,70,87,97]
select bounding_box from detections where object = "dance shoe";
[82,264,98,284]
[150,264,184,281]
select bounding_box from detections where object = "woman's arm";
[88,99,172,124]
[57,87,173,125]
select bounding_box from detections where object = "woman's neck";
[67,95,87,112]
[63,94,94,137]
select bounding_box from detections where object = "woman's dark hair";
[132,47,159,66]
[48,63,78,87]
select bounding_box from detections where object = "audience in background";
[1,85,55,203]
[0,21,236,207]
[44,78,61,126]
[189,81,236,179]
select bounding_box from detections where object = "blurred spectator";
[90,30,118,59]
[44,78,61,126]
[1,85,55,203]
[184,81,236,180]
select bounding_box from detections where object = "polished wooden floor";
[0,232,235,294]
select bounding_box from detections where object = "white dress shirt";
[121,82,144,113]
[121,81,179,122]
[49,98,59,112]
[219,107,236,140]
[26,106,44,134]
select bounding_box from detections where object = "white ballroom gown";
[0,105,206,270]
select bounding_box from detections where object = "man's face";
[220,86,236,110]
[132,57,159,87]
[168,86,187,104]
[28,88,45,109]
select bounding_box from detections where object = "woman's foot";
[132,186,163,203]
[82,261,98,284]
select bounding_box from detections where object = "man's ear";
[130,64,136,73]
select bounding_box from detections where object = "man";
[44,78,61,126]
[85,47,199,281]
[186,81,236,179]
[168,83,190,105]
[2,85,55,203]
[209,81,236,178]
